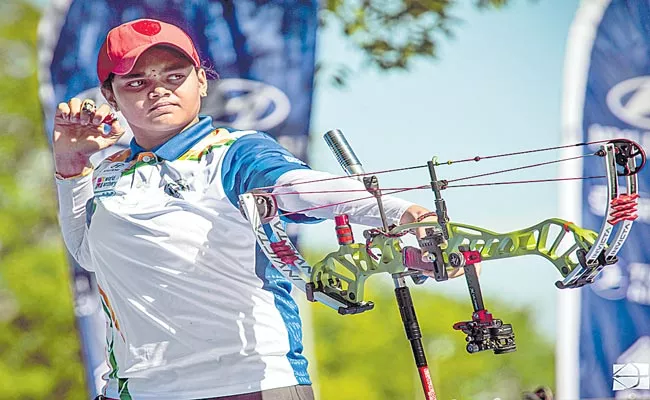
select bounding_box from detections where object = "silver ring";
[81,100,96,114]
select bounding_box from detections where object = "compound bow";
[238,131,644,400]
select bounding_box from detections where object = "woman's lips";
[149,102,178,114]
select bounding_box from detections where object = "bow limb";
[558,141,641,288]
[239,192,350,312]
[580,143,619,264]
[603,154,639,260]
[578,145,640,283]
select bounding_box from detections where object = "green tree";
[321,0,515,86]
[0,1,86,399]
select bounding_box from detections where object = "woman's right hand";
[53,98,125,177]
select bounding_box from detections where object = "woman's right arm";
[53,98,124,263]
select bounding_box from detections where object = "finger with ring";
[81,99,97,114]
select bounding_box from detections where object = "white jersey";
[56,116,413,400]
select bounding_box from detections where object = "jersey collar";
[127,116,214,161]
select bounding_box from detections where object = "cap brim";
[112,42,199,76]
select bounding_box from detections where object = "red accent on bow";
[461,250,481,266]
[608,193,640,225]
[270,240,299,265]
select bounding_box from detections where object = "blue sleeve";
[221,132,322,223]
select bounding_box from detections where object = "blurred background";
[1,0,648,399]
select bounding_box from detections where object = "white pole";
[557,1,612,398]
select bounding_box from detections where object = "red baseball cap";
[97,19,201,83]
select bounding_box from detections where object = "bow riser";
[311,237,414,305]
[306,216,602,307]
[449,221,592,275]
[393,220,597,277]
[311,244,374,306]
[308,216,600,307]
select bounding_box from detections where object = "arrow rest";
[406,227,448,281]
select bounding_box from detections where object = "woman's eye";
[169,74,185,81]
[127,80,145,88]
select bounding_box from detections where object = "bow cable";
[251,139,643,218]
[255,139,618,192]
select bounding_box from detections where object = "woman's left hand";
[399,204,481,279]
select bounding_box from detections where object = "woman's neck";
[132,116,200,150]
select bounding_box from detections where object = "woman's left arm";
[272,168,413,227]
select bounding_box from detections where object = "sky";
[305,0,582,339]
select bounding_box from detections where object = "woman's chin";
[148,114,191,130]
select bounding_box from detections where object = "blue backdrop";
[577,0,650,397]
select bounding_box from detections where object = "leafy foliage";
[322,0,514,71]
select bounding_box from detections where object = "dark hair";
[201,62,219,80]
[102,73,115,91]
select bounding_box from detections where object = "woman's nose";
[150,85,171,98]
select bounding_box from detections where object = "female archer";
[54,18,461,400]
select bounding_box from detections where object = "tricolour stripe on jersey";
[118,378,132,400]
[254,245,311,384]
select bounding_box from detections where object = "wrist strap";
[55,166,93,180]
[416,212,436,222]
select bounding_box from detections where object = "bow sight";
[239,131,645,400]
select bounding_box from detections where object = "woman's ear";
[197,68,208,97]
[100,85,120,111]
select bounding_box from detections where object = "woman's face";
[103,46,207,140]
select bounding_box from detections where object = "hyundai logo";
[201,78,291,131]
[606,76,650,129]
